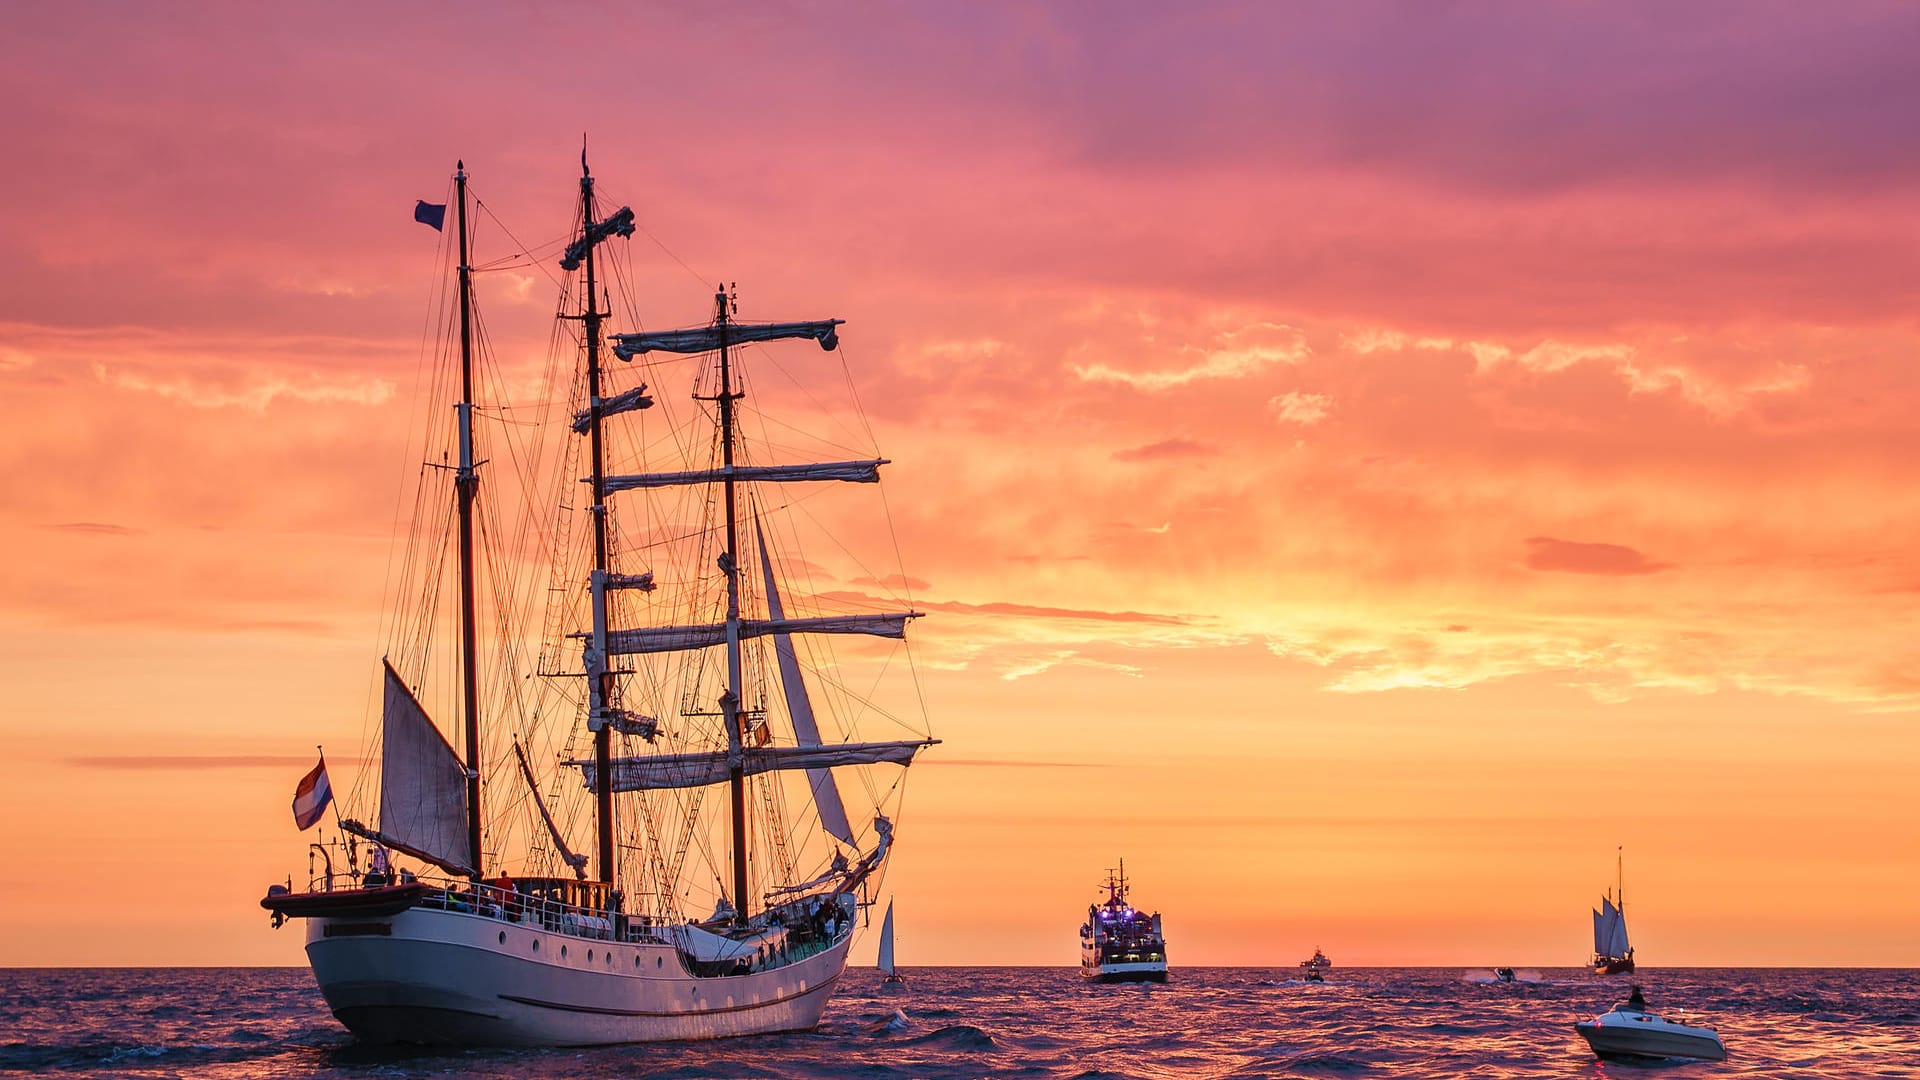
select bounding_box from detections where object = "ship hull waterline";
[306,906,853,1046]
[1081,961,1168,984]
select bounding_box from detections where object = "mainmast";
[580,160,616,889]
[714,286,751,924]
[454,161,483,880]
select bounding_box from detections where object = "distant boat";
[1300,947,1332,983]
[1591,847,1636,975]
[1080,861,1168,982]
[879,898,904,987]
[1493,967,1517,983]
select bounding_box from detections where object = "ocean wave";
[900,1023,997,1051]
[4,967,1916,1077]
[1276,1051,1378,1075]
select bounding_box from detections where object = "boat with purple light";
[1079,861,1167,983]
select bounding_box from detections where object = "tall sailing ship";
[1079,861,1168,983]
[261,157,936,1045]
[1591,848,1635,975]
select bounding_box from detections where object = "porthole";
[606,953,613,966]
[498,931,506,944]
[561,945,569,958]
[657,956,664,968]
[588,949,594,962]
[532,940,540,952]
[634,955,641,968]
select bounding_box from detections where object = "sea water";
[2,966,1915,1077]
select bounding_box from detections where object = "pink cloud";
[1112,439,1216,462]
[1524,537,1673,576]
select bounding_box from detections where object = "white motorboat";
[1575,991,1727,1063]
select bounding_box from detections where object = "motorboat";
[1300,947,1331,983]
[1493,967,1516,983]
[1575,990,1727,1063]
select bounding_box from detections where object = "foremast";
[583,165,615,890]
[563,154,638,893]
[453,162,484,880]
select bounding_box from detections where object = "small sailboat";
[1591,847,1636,974]
[878,898,905,987]
[259,155,937,1045]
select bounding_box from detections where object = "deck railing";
[301,863,858,968]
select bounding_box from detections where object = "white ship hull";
[306,906,851,1046]
[1079,955,1168,983]
[1576,1010,1727,1063]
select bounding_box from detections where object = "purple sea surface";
[2,966,1915,1078]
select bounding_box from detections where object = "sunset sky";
[4,3,1919,968]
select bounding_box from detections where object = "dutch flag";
[292,756,333,831]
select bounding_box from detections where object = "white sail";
[1609,905,1632,957]
[573,739,935,793]
[1592,907,1608,955]
[756,517,855,846]
[605,612,917,656]
[610,319,844,358]
[376,661,473,874]
[878,899,897,975]
[603,460,887,493]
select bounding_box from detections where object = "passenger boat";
[1079,861,1168,982]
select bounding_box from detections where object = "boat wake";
[1462,969,1545,984]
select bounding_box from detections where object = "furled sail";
[756,517,855,846]
[376,661,474,876]
[602,460,886,493]
[605,612,917,656]
[571,384,652,433]
[571,739,936,793]
[610,319,844,359]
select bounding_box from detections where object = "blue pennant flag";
[414,200,447,231]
